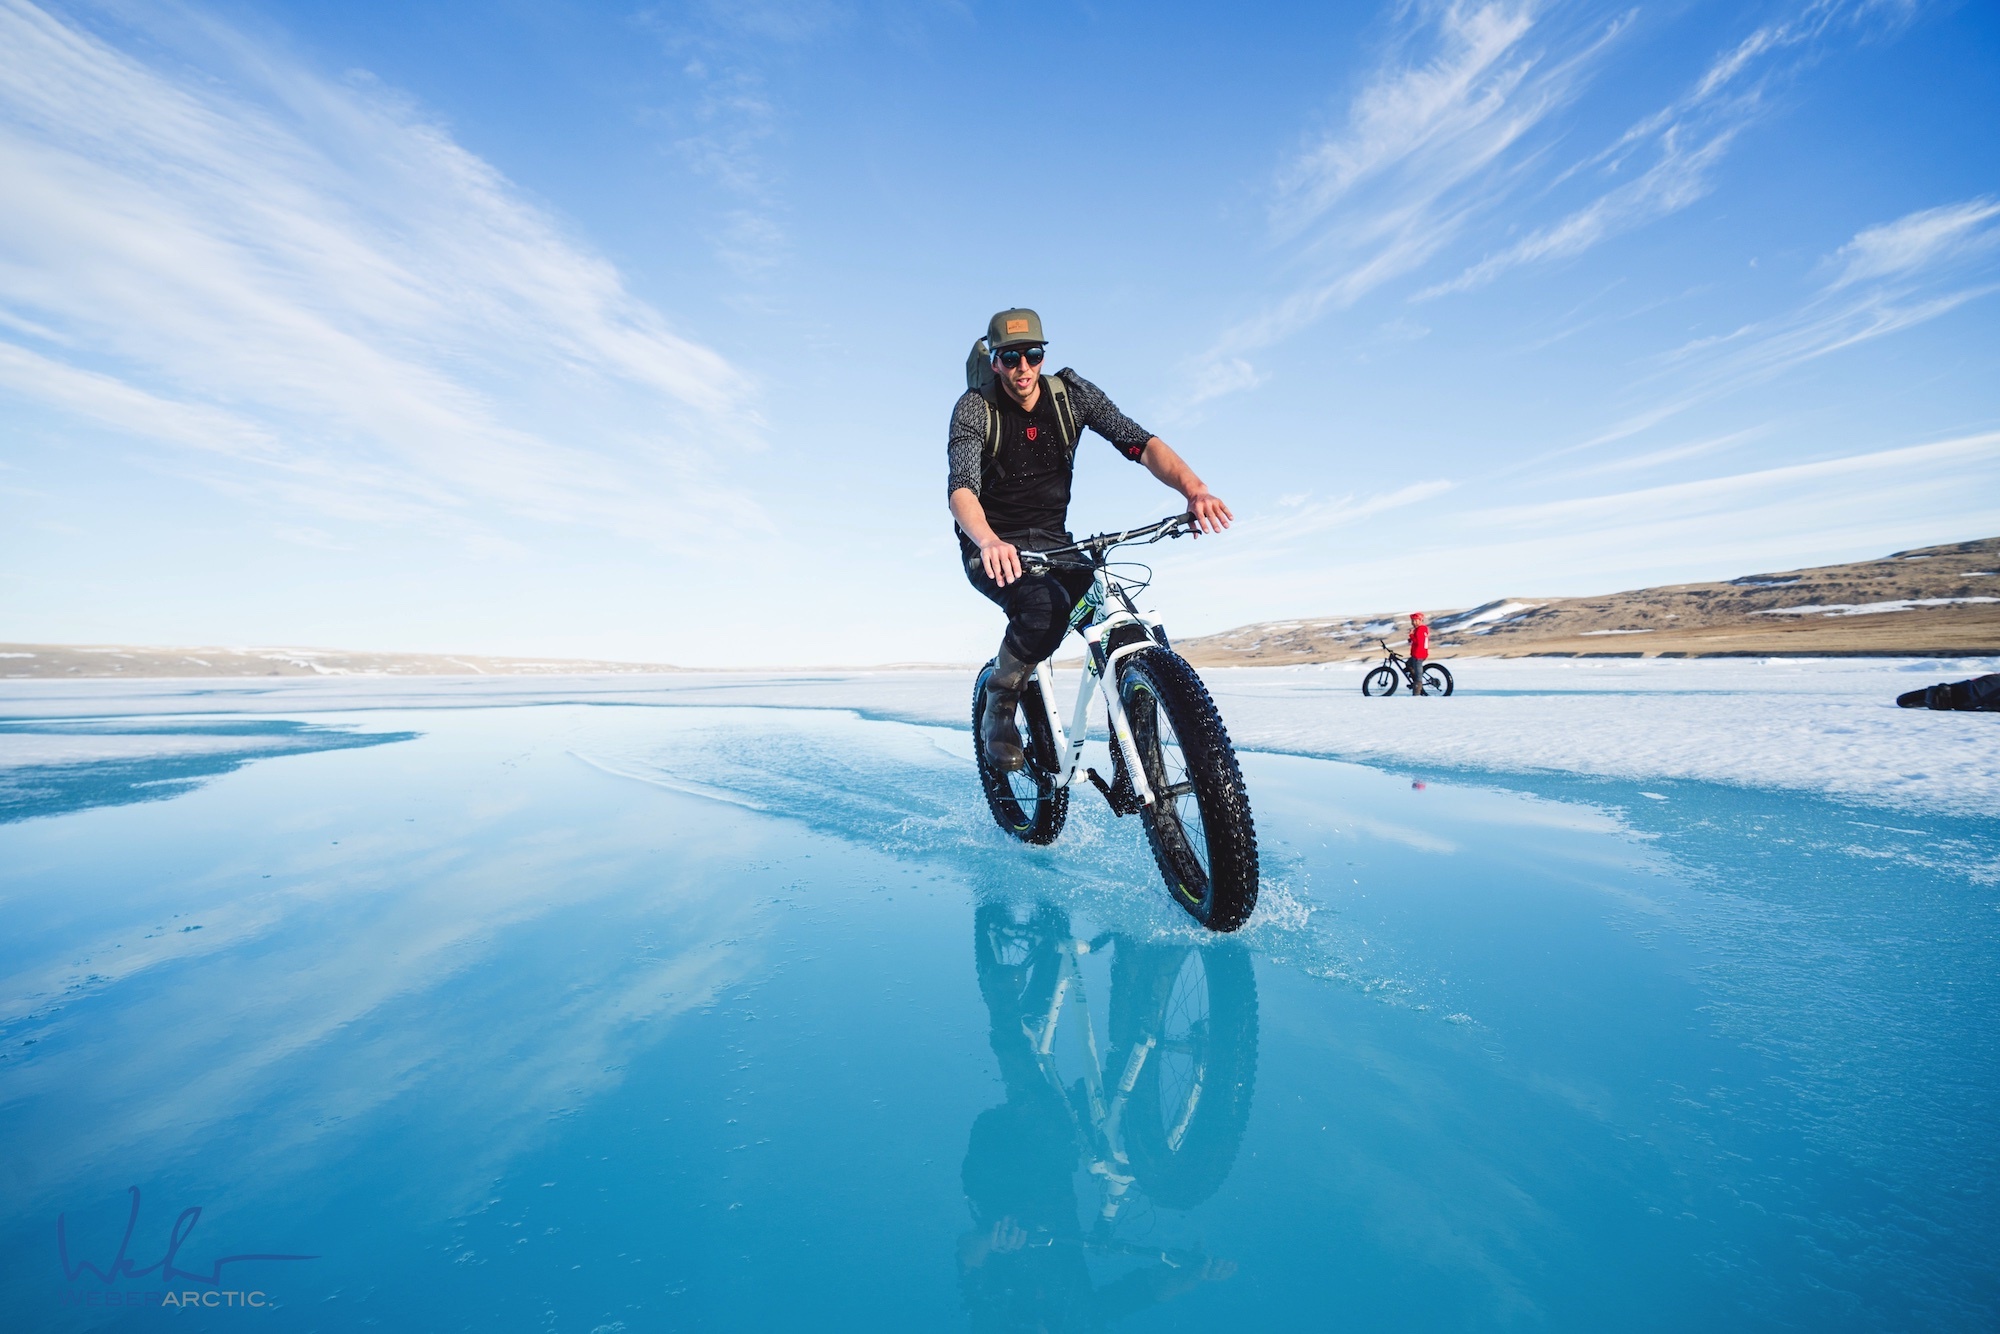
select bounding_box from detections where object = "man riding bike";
[948,307,1232,772]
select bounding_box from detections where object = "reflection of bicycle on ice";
[1361,638,1454,697]
[959,901,1258,1328]
[971,514,1259,933]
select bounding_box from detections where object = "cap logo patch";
[1005,319,1029,334]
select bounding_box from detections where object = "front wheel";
[1112,941,1258,1209]
[972,662,1069,845]
[1420,662,1454,696]
[1362,665,1398,696]
[1115,648,1259,932]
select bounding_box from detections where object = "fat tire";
[972,660,1069,845]
[1111,941,1258,1210]
[1421,662,1454,696]
[1362,665,1399,697]
[1115,648,1259,932]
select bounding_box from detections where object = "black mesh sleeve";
[947,390,988,496]
[1058,369,1153,461]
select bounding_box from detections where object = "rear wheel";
[1115,648,1258,932]
[972,661,1069,845]
[1362,665,1398,696]
[1420,662,1454,696]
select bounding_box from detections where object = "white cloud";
[1272,0,1542,237]
[1516,196,2000,472]
[1829,197,2000,288]
[1174,0,1629,407]
[0,0,765,547]
[1425,0,1904,297]
[1182,479,1458,581]
[1475,431,2000,531]
[1655,197,2000,395]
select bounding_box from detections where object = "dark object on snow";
[1896,673,2000,711]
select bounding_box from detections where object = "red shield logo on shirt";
[1026,426,1038,441]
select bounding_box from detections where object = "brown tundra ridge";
[1173,536,2000,666]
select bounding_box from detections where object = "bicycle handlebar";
[964,513,1199,577]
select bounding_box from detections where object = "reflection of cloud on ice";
[0,717,775,1218]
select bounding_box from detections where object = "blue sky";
[1,0,1996,666]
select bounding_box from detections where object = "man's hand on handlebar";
[979,536,1023,587]
[1186,489,1232,535]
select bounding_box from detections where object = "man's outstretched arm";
[1139,438,1232,534]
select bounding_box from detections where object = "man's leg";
[1410,656,1426,695]
[981,575,1081,770]
[962,537,1084,771]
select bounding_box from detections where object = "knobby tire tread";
[1117,647,1260,932]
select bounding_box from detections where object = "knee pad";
[1002,575,1072,662]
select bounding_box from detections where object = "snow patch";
[1433,600,1537,633]
[1753,597,2000,617]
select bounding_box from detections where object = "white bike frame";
[1016,548,1168,809]
[1030,933,1150,1226]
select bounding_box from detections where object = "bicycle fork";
[1030,657,1157,810]
[1033,941,1151,1226]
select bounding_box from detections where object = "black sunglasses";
[993,345,1045,369]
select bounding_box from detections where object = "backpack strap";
[1044,372,1078,450]
[980,388,1001,461]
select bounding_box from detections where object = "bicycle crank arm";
[1085,767,1143,817]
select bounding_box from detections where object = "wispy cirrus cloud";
[1826,197,2000,287]
[1656,196,2000,395]
[1424,0,1916,297]
[1250,0,1623,339]
[639,0,844,281]
[1184,0,1919,412]
[0,0,765,547]
[1170,0,1629,407]
[1512,197,2000,471]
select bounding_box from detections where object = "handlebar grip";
[966,552,1046,579]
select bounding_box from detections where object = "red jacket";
[1409,623,1430,659]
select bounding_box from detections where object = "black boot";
[981,641,1034,772]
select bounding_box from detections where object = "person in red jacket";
[1407,613,1431,695]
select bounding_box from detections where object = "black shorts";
[959,528,1097,663]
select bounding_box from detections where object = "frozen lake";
[2,670,1996,1330]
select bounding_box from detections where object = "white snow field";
[3,656,1994,817]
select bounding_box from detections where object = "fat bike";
[971,514,1259,933]
[1361,638,1454,697]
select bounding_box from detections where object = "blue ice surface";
[0,691,1994,1331]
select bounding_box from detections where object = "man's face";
[992,345,1044,404]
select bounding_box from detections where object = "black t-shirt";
[980,386,1077,537]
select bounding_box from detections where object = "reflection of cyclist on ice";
[949,307,1232,774]
[958,1093,1233,1331]
[957,902,1253,1330]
